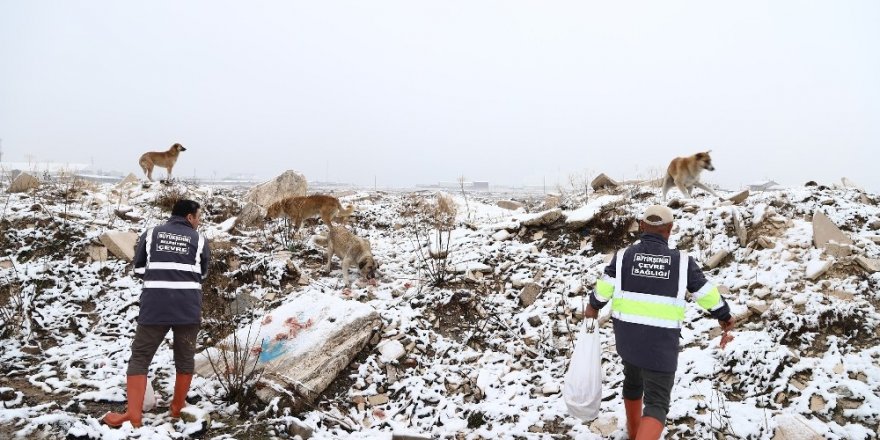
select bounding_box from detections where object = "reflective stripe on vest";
[594,274,615,302]
[611,248,689,329]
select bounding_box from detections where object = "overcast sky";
[1,1,878,191]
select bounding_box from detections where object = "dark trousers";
[127,324,199,375]
[622,359,676,423]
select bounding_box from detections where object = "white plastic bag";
[143,379,157,412]
[562,320,603,420]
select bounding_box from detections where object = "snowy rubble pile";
[0,174,878,439]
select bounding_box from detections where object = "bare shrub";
[153,185,184,212]
[204,310,265,419]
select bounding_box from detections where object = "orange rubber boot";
[635,416,665,440]
[169,373,193,418]
[102,375,148,428]
[624,398,643,439]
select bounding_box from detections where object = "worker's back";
[607,233,692,373]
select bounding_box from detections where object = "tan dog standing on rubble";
[265,194,354,232]
[138,143,187,181]
[662,151,721,200]
[323,225,378,286]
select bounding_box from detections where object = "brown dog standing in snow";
[139,143,186,181]
[662,151,721,200]
[265,194,354,232]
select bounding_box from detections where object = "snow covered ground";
[0,177,878,439]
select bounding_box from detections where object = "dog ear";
[358,260,367,269]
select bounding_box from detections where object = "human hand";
[583,305,598,319]
[719,317,735,349]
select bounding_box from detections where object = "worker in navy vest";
[103,199,210,428]
[584,205,735,440]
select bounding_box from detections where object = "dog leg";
[662,175,674,201]
[324,243,334,273]
[341,257,352,286]
[676,182,692,199]
[694,181,720,198]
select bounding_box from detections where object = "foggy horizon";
[2,1,878,192]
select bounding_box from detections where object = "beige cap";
[642,205,674,225]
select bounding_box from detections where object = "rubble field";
[0,172,878,439]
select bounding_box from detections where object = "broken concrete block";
[732,210,748,246]
[543,195,561,210]
[519,283,541,307]
[805,258,833,280]
[855,255,880,273]
[367,394,389,406]
[244,170,307,208]
[117,173,139,187]
[7,173,40,193]
[727,190,749,205]
[590,173,618,191]
[541,383,560,395]
[0,259,13,270]
[99,231,139,261]
[377,340,406,363]
[519,208,563,227]
[771,413,826,440]
[195,291,380,409]
[811,211,853,257]
[497,200,523,211]
[492,230,512,241]
[565,195,623,229]
[87,245,108,263]
[757,237,775,249]
[809,394,826,412]
[589,415,619,437]
[706,250,729,269]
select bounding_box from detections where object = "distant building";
[417,180,490,190]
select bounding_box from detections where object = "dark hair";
[171,199,201,217]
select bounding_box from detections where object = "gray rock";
[497,200,524,211]
[855,256,879,273]
[235,202,267,228]
[520,283,541,307]
[7,173,40,193]
[244,170,307,208]
[520,209,563,227]
[288,420,314,439]
[591,173,618,191]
